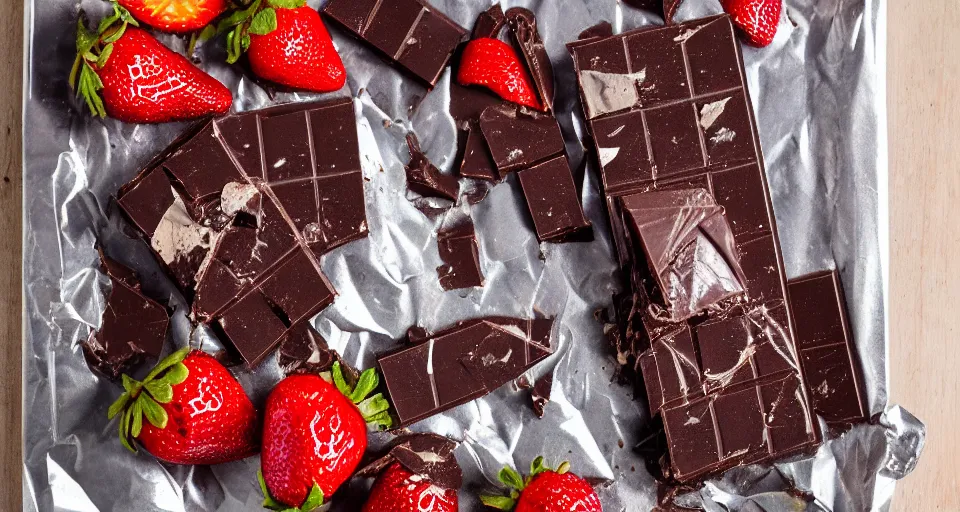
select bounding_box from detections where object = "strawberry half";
[458,37,542,110]
[260,363,392,510]
[69,6,232,123]
[219,0,346,92]
[118,0,228,33]
[362,463,458,512]
[481,458,602,512]
[720,0,782,47]
[107,348,259,465]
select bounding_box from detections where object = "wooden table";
[1,1,956,510]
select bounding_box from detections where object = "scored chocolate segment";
[787,270,869,428]
[322,0,466,87]
[436,221,483,290]
[379,317,553,427]
[117,99,366,366]
[518,156,592,242]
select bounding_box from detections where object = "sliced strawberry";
[118,0,227,33]
[720,0,782,47]
[458,38,542,110]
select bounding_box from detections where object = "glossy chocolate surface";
[436,221,483,290]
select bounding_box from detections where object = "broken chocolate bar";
[436,220,483,290]
[118,99,365,366]
[570,15,822,482]
[378,317,553,427]
[82,250,170,379]
[322,0,467,87]
[405,134,460,201]
[356,433,462,491]
[787,270,869,429]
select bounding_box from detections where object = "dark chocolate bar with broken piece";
[378,317,553,427]
[82,249,170,379]
[322,0,467,87]
[405,134,460,201]
[787,270,869,429]
[117,99,365,367]
[436,220,483,290]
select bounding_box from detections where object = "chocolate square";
[696,315,755,391]
[590,110,653,191]
[624,26,690,106]
[645,102,706,177]
[259,250,335,325]
[713,386,766,459]
[364,0,424,57]
[215,111,263,177]
[163,123,241,202]
[218,290,289,366]
[379,342,437,422]
[662,400,720,479]
[710,164,771,241]
[317,172,368,251]
[517,156,591,242]
[269,179,318,233]
[684,16,744,96]
[397,9,467,86]
[308,102,361,176]
[650,327,701,405]
[759,375,818,452]
[117,167,176,239]
[800,344,866,424]
[737,234,784,302]
[479,106,565,174]
[788,271,847,349]
[261,111,314,182]
[696,93,756,168]
[323,0,378,33]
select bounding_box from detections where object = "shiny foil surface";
[22,0,924,511]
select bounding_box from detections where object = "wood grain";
[2,0,956,510]
[888,0,960,509]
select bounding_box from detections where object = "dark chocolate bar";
[570,16,822,482]
[379,317,553,427]
[118,99,366,366]
[322,0,467,87]
[787,270,869,428]
[436,221,483,290]
[82,250,170,379]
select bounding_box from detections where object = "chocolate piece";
[570,16,822,482]
[405,134,460,201]
[787,270,868,428]
[357,433,462,490]
[621,0,684,23]
[621,188,747,321]
[505,8,554,112]
[517,156,592,242]
[322,0,466,87]
[118,99,365,366]
[578,22,614,41]
[531,373,553,418]
[458,125,499,182]
[471,4,505,39]
[82,250,170,379]
[278,322,343,375]
[379,317,553,427]
[436,221,484,290]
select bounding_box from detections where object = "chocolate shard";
[405,134,460,201]
[322,0,467,88]
[437,220,484,290]
[787,270,869,430]
[277,322,344,376]
[578,21,614,41]
[478,105,565,175]
[505,8,554,112]
[379,317,554,427]
[118,99,364,367]
[357,433,462,491]
[82,250,170,379]
[621,188,746,322]
[531,373,553,418]
[458,124,499,182]
[471,3,505,39]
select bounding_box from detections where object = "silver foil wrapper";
[22,0,924,510]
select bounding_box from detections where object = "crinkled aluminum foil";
[22,0,924,510]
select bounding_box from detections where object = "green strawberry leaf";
[96,43,114,69]
[101,21,128,44]
[242,34,252,51]
[556,461,571,475]
[162,362,189,386]
[530,456,547,476]
[364,410,392,431]
[121,374,140,394]
[498,467,524,491]
[79,63,107,118]
[479,495,516,510]
[139,394,168,429]
[249,8,278,36]
[130,399,144,438]
[331,362,352,397]
[300,483,324,511]
[118,408,136,453]
[356,393,389,418]
[348,367,379,404]
[77,18,99,56]
[145,347,191,382]
[267,0,306,8]
[107,392,130,420]
[145,380,174,404]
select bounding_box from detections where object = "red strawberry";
[720,0,782,47]
[107,348,259,465]
[259,363,392,510]
[481,458,602,512]
[362,463,459,512]
[118,0,228,33]
[222,1,346,92]
[69,7,232,123]
[458,38,542,110]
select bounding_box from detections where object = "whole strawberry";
[221,0,346,92]
[458,37,541,110]
[107,348,259,465]
[118,0,228,33]
[69,6,232,123]
[362,463,458,512]
[260,363,392,510]
[481,458,602,512]
[720,0,782,47]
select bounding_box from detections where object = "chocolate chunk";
[578,22,614,41]
[277,322,342,376]
[118,99,364,367]
[479,105,565,175]
[436,220,484,290]
[471,4,505,39]
[517,156,592,242]
[322,0,466,87]
[379,317,553,427]
[458,125,499,182]
[505,8,554,111]
[357,433,462,491]
[787,270,868,429]
[82,250,170,379]
[404,134,460,201]
[621,188,746,321]
[531,373,553,418]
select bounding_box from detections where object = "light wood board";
[2,0,956,509]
